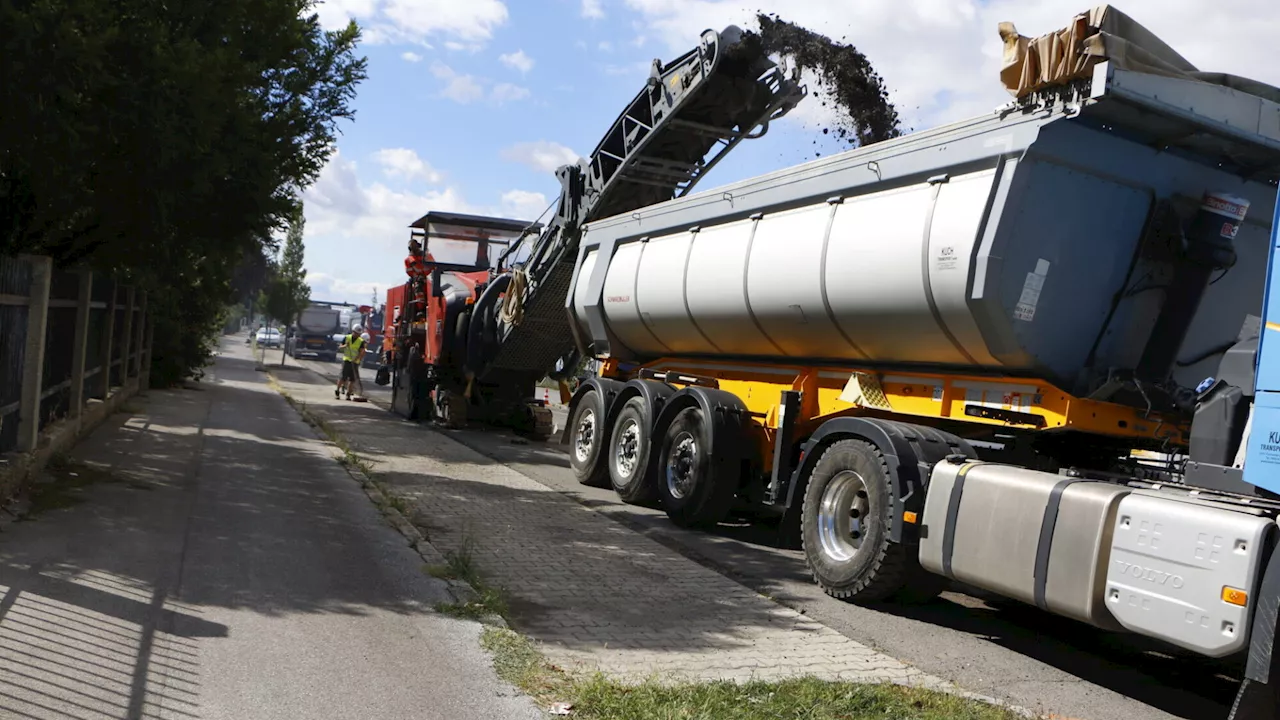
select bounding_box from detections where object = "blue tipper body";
[1245,186,1280,494]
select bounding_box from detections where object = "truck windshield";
[419,218,526,270]
[427,238,510,270]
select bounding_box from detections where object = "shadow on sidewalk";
[0,351,454,719]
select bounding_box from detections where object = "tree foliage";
[0,0,367,385]
[264,203,311,364]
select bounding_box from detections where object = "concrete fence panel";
[0,256,154,489]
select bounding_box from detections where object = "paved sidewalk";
[0,342,540,720]
[270,354,955,689]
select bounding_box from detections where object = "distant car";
[255,327,283,348]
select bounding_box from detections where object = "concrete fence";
[0,254,153,497]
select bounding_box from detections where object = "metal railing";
[0,255,153,455]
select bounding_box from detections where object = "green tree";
[0,0,367,386]
[265,203,312,365]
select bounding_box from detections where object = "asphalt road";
[294,351,1241,720]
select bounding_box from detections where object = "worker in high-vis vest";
[335,325,367,400]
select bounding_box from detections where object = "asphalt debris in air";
[746,13,902,147]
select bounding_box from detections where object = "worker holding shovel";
[335,325,368,401]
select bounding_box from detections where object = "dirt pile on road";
[750,13,902,147]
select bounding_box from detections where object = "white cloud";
[315,0,508,47]
[373,148,444,183]
[621,0,1280,132]
[430,62,530,106]
[499,49,535,74]
[490,83,531,105]
[582,0,605,19]
[445,40,483,53]
[301,151,551,299]
[430,62,486,104]
[603,61,651,77]
[308,273,386,306]
[500,141,581,174]
[499,190,549,220]
[598,41,613,52]
[304,150,477,252]
[401,51,423,62]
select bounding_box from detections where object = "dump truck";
[384,26,805,434]
[549,7,1280,716]
[390,5,1280,714]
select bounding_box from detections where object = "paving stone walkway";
[271,361,957,689]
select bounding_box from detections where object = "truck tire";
[608,396,656,505]
[801,439,934,603]
[657,406,736,528]
[569,390,609,487]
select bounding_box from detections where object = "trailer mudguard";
[560,377,626,445]
[651,386,758,481]
[784,419,975,544]
[606,379,677,431]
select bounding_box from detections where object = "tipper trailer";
[552,7,1280,717]
[384,5,1280,715]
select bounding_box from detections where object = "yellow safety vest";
[343,334,366,363]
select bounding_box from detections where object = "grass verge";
[430,534,510,621]
[481,627,1023,720]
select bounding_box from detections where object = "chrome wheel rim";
[614,419,641,480]
[574,409,596,464]
[665,432,698,500]
[817,470,871,563]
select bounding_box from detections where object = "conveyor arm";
[471,26,805,382]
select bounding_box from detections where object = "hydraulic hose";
[465,273,511,379]
[500,268,528,328]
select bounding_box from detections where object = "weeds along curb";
[264,370,495,615]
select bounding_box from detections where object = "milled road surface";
[0,344,540,720]
[294,346,1240,720]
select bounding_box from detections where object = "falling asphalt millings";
[747,13,903,148]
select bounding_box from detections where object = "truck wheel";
[568,391,609,487]
[608,397,656,505]
[657,407,736,528]
[801,439,926,603]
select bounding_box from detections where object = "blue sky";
[300,0,1278,305]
